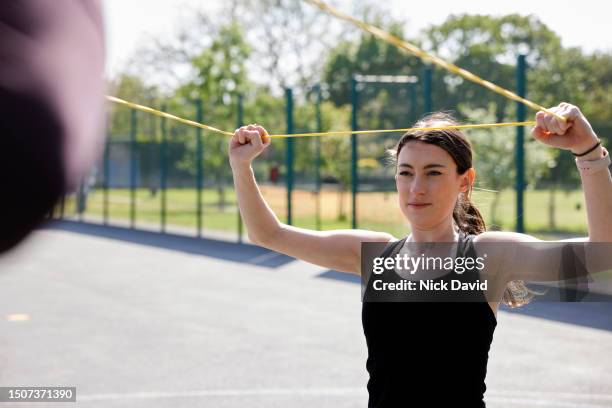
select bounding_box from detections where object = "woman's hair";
[387,112,536,308]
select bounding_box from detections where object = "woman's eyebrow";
[398,163,446,169]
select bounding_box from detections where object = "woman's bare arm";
[475,103,612,283]
[230,125,394,275]
[533,103,612,242]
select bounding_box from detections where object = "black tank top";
[361,231,497,407]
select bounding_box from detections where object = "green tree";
[424,14,562,120]
[108,74,161,140]
[175,22,252,210]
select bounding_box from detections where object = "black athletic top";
[361,231,497,407]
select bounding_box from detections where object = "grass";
[57,185,589,240]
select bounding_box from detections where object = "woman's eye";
[398,171,441,176]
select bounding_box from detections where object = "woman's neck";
[408,221,459,242]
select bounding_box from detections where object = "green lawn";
[57,186,589,240]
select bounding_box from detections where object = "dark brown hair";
[387,112,535,308]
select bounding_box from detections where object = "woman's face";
[396,141,472,230]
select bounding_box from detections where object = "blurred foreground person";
[0,1,106,253]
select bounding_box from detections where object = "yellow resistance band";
[304,0,566,122]
[107,95,536,138]
[106,96,234,136]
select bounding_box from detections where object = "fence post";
[160,104,168,233]
[410,82,418,123]
[422,65,432,114]
[350,76,358,229]
[77,179,84,221]
[315,84,322,231]
[103,135,110,225]
[236,94,244,243]
[285,88,294,226]
[196,100,203,238]
[129,109,137,229]
[515,54,526,233]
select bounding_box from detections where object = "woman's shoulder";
[472,230,541,244]
[467,231,524,266]
[358,230,398,243]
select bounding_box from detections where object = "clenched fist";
[531,103,599,155]
[229,124,271,168]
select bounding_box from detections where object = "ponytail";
[453,188,486,236]
[453,186,539,308]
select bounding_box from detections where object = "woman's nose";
[410,177,427,195]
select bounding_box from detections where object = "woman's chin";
[402,215,434,229]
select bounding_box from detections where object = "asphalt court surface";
[0,221,610,407]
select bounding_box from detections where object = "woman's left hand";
[532,102,599,154]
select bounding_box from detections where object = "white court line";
[488,390,612,401]
[78,388,365,401]
[78,387,612,406]
[486,396,610,408]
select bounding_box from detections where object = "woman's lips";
[407,203,431,209]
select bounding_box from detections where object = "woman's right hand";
[229,124,271,168]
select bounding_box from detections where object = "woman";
[228,103,611,407]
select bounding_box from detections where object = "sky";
[103,0,611,78]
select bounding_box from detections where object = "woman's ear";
[461,168,476,192]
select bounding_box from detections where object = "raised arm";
[533,103,612,242]
[229,124,394,275]
[474,103,612,283]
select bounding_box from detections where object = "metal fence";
[52,62,598,241]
